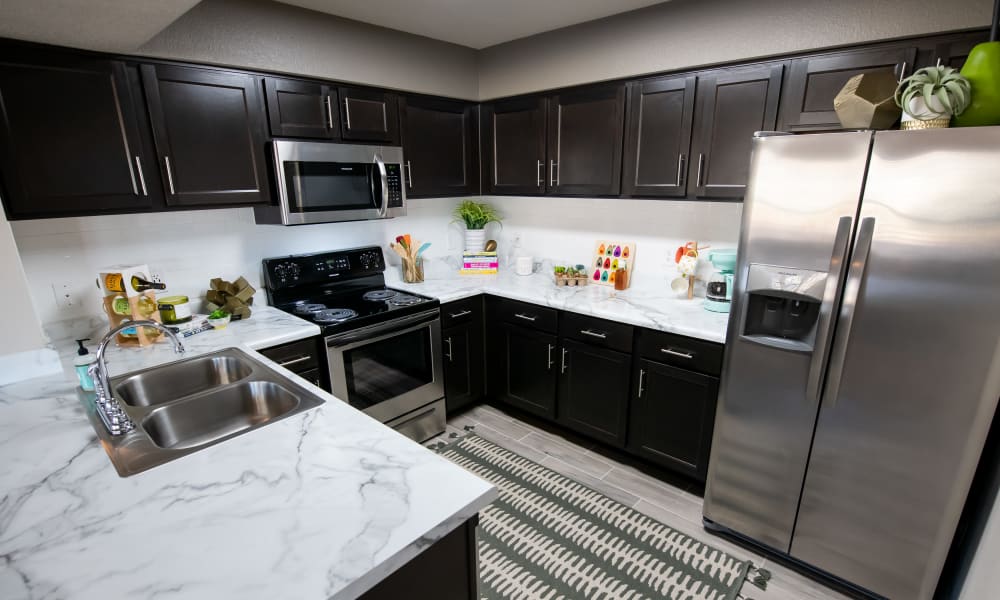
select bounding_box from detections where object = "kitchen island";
[0,306,497,599]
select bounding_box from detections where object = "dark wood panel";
[547,83,626,196]
[0,55,157,218]
[559,311,634,354]
[689,63,783,200]
[557,339,632,447]
[927,31,991,70]
[622,75,697,197]
[628,359,719,481]
[263,76,337,139]
[339,86,399,143]
[482,96,547,195]
[499,324,558,418]
[637,328,724,377]
[495,297,558,333]
[399,95,478,197]
[443,321,484,414]
[142,64,268,207]
[779,46,916,132]
[441,295,482,328]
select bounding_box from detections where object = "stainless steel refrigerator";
[703,127,1000,599]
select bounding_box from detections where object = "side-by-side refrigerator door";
[791,127,1000,599]
[703,130,873,551]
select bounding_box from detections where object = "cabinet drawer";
[495,298,558,334]
[259,337,321,373]
[559,311,633,353]
[441,296,482,328]
[637,329,723,376]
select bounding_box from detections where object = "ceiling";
[276,0,672,49]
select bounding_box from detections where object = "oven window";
[284,161,376,212]
[342,326,433,411]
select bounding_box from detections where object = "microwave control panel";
[386,164,403,208]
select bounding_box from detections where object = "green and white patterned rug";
[436,433,769,600]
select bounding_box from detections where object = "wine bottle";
[104,273,166,293]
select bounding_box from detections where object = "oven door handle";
[374,152,389,218]
[326,309,439,349]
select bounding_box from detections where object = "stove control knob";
[287,263,301,280]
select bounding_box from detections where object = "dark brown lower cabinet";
[360,516,479,600]
[556,339,631,447]
[443,321,485,414]
[628,358,719,482]
[494,323,558,419]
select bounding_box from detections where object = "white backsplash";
[11,196,741,328]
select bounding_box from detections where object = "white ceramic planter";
[901,95,951,128]
[464,229,486,252]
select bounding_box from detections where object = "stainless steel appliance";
[254,141,406,225]
[262,247,445,442]
[703,127,1000,599]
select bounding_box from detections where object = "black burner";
[362,290,398,301]
[313,308,358,323]
[294,302,327,315]
[387,294,422,306]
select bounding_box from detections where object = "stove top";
[272,285,438,334]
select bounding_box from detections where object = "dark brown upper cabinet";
[481,96,547,195]
[779,46,917,132]
[689,63,784,200]
[0,53,159,219]
[546,83,626,196]
[622,75,697,198]
[926,31,991,70]
[398,96,478,197]
[141,64,268,208]
[338,86,399,144]
[263,77,338,139]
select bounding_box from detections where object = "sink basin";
[143,381,300,449]
[89,347,326,476]
[116,355,253,407]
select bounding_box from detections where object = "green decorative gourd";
[955,0,1000,126]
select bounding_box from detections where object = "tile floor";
[426,403,854,600]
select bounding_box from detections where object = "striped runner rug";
[436,433,768,600]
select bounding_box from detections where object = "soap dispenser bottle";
[74,339,97,391]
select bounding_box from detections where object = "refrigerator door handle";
[805,216,854,405]
[822,216,876,408]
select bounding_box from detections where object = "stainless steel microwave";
[254,140,406,225]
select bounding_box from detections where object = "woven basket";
[900,117,951,130]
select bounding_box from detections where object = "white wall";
[477,0,993,99]
[137,0,479,100]
[0,197,46,354]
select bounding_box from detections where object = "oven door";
[273,140,393,224]
[325,309,444,423]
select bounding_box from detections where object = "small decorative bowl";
[207,314,231,329]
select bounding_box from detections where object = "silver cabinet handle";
[127,155,138,195]
[325,95,334,129]
[560,347,568,374]
[344,98,352,129]
[444,337,453,362]
[536,160,543,187]
[898,61,908,83]
[164,156,176,195]
[661,348,694,359]
[278,355,312,368]
[514,313,537,322]
[823,217,876,408]
[638,368,646,398]
[805,216,853,406]
[547,343,554,370]
[549,160,557,186]
[695,153,705,188]
[448,310,472,319]
[134,156,148,196]
[405,160,413,189]
[580,329,607,339]
[676,154,686,187]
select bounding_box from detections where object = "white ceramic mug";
[515,256,534,276]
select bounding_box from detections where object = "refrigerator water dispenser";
[739,264,828,352]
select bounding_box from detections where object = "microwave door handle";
[374,153,388,218]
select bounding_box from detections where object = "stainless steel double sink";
[85,347,325,477]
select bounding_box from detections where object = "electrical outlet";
[52,283,74,308]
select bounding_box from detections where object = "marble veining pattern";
[0,307,496,599]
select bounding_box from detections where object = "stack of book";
[461,251,498,275]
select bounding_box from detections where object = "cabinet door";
[338,87,399,143]
[556,339,631,447]
[0,55,157,219]
[622,75,696,198]
[141,64,268,207]
[481,96,547,195]
[443,322,484,414]
[547,84,626,196]
[689,63,783,200]
[399,96,478,197]
[263,77,337,139]
[497,324,558,418]
[927,31,990,70]
[628,359,719,481]
[779,46,916,132]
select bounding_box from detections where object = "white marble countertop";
[0,306,497,600]
[386,263,730,344]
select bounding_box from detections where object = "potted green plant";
[895,65,972,130]
[453,200,501,252]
